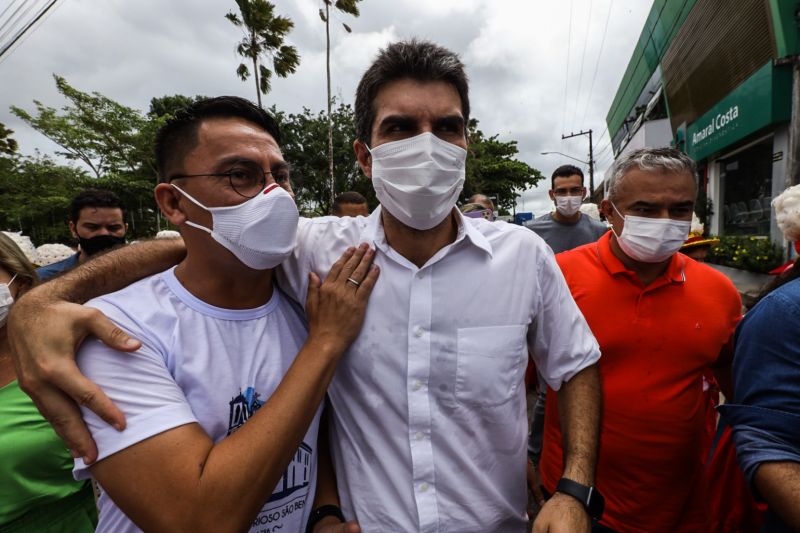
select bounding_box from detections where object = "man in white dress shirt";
[10,40,602,532]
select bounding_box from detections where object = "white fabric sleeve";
[527,245,601,391]
[275,217,320,309]
[72,311,198,480]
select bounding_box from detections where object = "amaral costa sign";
[691,106,740,146]
[685,62,790,161]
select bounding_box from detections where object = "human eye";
[273,170,290,184]
[671,207,693,218]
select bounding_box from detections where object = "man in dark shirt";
[526,165,607,253]
[37,190,127,281]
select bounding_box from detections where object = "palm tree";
[320,0,362,208]
[226,0,300,108]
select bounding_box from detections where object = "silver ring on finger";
[346,277,360,287]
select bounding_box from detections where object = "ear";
[548,190,556,202]
[123,222,129,234]
[353,139,372,179]
[155,184,188,226]
[69,221,78,240]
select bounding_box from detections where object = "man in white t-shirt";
[11,41,602,532]
[68,97,376,532]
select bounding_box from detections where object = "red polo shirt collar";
[594,231,686,288]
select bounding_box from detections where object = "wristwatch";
[305,504,345,533]
[555,477,605,520]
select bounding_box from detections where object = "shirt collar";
[362,206,493,258]
[596,231,686,284]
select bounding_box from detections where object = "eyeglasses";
[553,187,586,197]
[168,160,290,199]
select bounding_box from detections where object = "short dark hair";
[70,189,126,223]
[154,96,282,181]
[551,164,584,188]
[332,191,368,215]
[354,40,470,145]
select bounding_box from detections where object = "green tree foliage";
[0,122,18,155]
[464,119,543,214]
[11,75,163,179]
[4,78,177,243]
[148,94,208,118]
[0,154,92,244]
[272,101,371,215]
[226,0,300,107]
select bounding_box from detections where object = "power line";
[0,0,38,45]
[0,0,24,29]
[0,0,61,64]
[570,0,594,132]
[579,0,614,128]
[560,0,574,136]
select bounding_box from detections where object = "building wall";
[661,0,777,133]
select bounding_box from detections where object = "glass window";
[720,139,772,236]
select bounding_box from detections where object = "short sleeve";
[527,245,601,390]
[73,306,197,480]
[275,217,320,308]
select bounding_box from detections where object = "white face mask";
[610,202,691,263]
[368,132,466,230]
[0,274,17,328]
[555,195,583,217]
[172,183,299,270]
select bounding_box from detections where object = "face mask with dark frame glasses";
[167,160,290,198]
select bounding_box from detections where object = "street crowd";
[1,40,799,533]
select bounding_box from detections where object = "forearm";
[181,338,343,529]
[754,462,800,528]
[557,363,601,485]
[313,409,341,508]
[35,239,185,303]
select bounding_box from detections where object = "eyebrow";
[435,115,465,130]
[377,115,417,131]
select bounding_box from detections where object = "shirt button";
[415,431,424,440]
[413,380,423,391]
[419,483,429,493]
[414,327,424,338]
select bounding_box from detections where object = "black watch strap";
[555,477,605,520]
[305,504,345,533]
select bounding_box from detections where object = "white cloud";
[0,0,653,216]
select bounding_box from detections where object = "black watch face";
[588,489,605,519]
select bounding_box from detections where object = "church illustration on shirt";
[227,387,312,502]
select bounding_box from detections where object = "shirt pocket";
[455,325,527,407]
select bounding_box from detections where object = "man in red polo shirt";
[539,147,741,532]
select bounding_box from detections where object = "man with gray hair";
[538,147,742,532]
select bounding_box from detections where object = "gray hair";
[606,147,698,202]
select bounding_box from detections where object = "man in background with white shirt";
[10,40,602,532]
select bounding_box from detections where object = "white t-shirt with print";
[73,267,319,533]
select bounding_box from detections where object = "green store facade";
[604,0,800,244]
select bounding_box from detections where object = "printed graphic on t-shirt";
[227,387,315,533]
[228,387,265,434]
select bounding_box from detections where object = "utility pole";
[562,129,594,194]
[324,0,335,211]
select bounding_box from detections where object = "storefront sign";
[686,62,791,160]
[690,106,741,146]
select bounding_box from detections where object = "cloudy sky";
[0,0,653,215]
